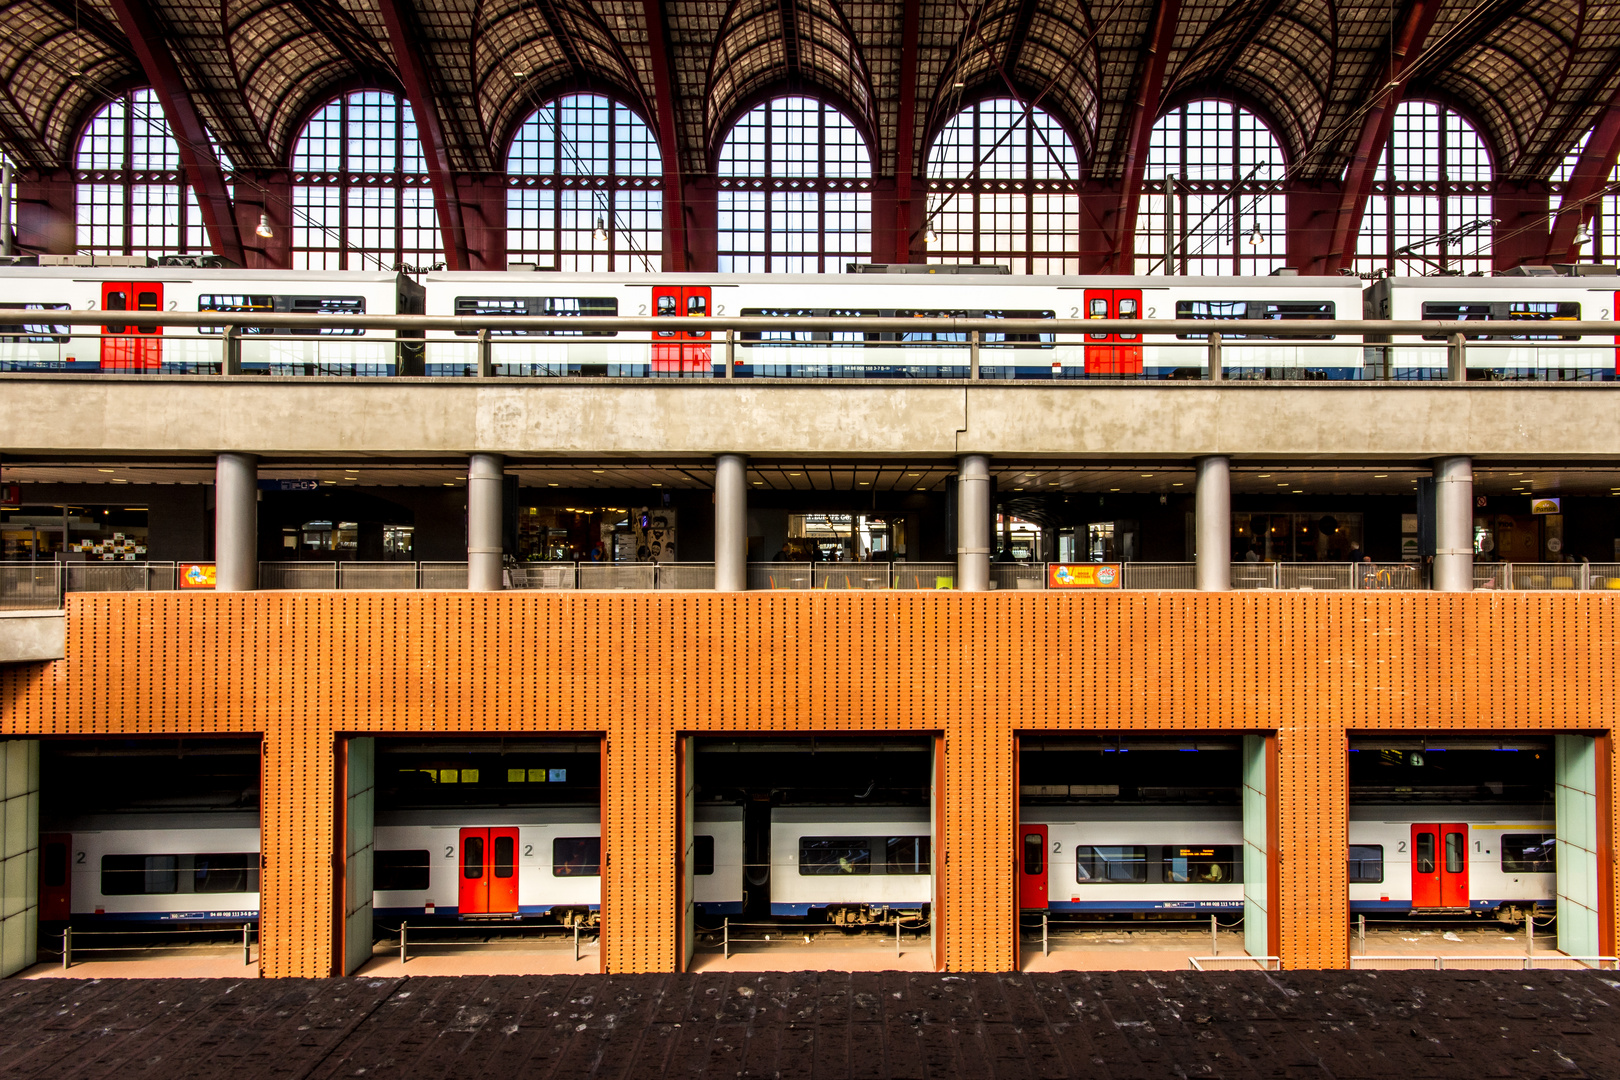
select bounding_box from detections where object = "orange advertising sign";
[1047,563,1122,589]
[179,563,217,589]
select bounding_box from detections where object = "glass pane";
[463,836,484,879]
[1023,832,1044,875]
[798,836,872,875]
[1445,831,1465,874]
[1415,832,1435,874]
[553,836,601,877]
[694,834,715,876]
[493,835,514,878]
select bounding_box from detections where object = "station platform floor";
[2,969,1618,1078]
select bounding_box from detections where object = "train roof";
[1373,276,1620,290]
[772,806,930,823]
[425,270,1361,289]
[0,267,413,283]
[376,806,599,827]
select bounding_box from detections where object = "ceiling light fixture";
[593,217,608,242]
[255,213,274,239]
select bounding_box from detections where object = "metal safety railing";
[714,917,927,960]
[1349,955,1619,970]
[8,558,1618,604]
[4,309,1620,383]
[1188,955,1281,971]
[389,921,593,964]
[53,923,256,969]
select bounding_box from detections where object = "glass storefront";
[2,505,149,560]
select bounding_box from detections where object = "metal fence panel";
[337,562,418,590]
[657,563,715,590]
[892,562,956,589]
[990,564,1046,591]
[510,564,577,589]
[64,562,177,593]
[747,563,812,590]
[259,562,338,589]
[1588,563,1620,591]
[420,563,469,589]
[1473,563,1509,590]
[813,565,891,590]
[1355,562,1422,590]
[1230,563,1279,590]
[0,563,62,609]
[1509,563,1585,590]
[578,564,656,590]
[1279,564,1354,590]
[1122,563,1196,590]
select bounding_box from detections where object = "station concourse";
[0,0,1618,1071]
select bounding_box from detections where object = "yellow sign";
[1530,498,1561,515]
[1047,563,1122,589]
[179,563,216,589]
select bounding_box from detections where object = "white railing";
[892,562,956,590]
[0,563,63,609]
[1123,562,1197,589]
[337,562,419,590]
[420,562,469,589]
[510,564,577,590]
[655,563,717,590]
[260,561,339,589]
[577,563,657,590]
[1349,955,1617,970]
[747,562,813,590]
[63,561,178,592]
[812,564,892,590]
[989,563,1047,591]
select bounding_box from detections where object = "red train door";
[651,285,711,375]
[101,281,163,369]
[40,832,71,921]
[1018,824,1048,909]
[1411,823,1469,908]
[1082,289,1144,375]
[458,827,520,915]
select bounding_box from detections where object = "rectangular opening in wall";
[37,737,263,976]
[687,735,936,972]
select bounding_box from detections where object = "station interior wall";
[1,590,1615,977]
[13,481,1620,566]
[0,739,39,979]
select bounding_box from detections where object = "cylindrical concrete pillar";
[467,453,505,592]
[1433,455,1474,593]
[214,453,258,592]
[714,453,747,591]
[957,454,991,591]
[1195,456,1231,592]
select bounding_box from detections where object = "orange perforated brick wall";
[1,591,1615,976]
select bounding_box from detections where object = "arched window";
[717,98,871,272]
[290,91,441,271]
[1552,130,1618,263]
[925,99,1081,275]
[1139,101,1285,276]
[1356,102,1492,276]
[506,94,661,271]
[75,89,224,259]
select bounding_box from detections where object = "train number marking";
[1069,307,1079,318]
[524,845,533,857]
[85,300,97,310]
[75,851,85,863]
[1051,841,1062,854]
[444,846,453,858]
[1147,307,1156,318]
[714,304,725,315]
[637,304,647,316]
[1397,841,1407,853]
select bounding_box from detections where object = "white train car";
[40,812,261,923]
[1019,803,1555,917]
[694,805,745,916]
[422,271,1365,378]
[1024,806,1245,914]
[0,266,422,374]
[769,806,932,921]
[1366,275,1619,377]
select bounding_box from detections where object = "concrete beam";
[0,378,1618,461]
[0,611,65,664]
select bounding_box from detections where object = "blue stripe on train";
[372,904,602,921]
[66,910,259,923]
[696,902,744,916]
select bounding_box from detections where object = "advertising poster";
[1047,563,1122,589]
[179,563,217,589]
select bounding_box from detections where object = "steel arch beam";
[1546,85,1620,263]
[376,0,469,271]
[1109,0,1181,273]
[105,0,244,265]
[642,0,686,270]
[1321,0,1446,275]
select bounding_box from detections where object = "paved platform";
[2,970,1618,1078]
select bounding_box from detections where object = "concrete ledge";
[0,610,65,663]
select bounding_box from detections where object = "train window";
[553,836,601,877]
[194,853,259,894]
[1347,845,1384,883]
[1501,834,1555,874]
[1175,300,1334,340]
[493,835,515,879]
[463,836,484,879]
[984,309,1057,346]
[1444,832,1465,874]
[899,310,970,344]
[1074,846,1147,883]
[105,290,127,334]
[799,837,872,875]
[43,841,68,888]
[1421,301,1580,341]
[1023,833,1044,875]
[695,835,715,876]
[0,303,70,343]
[738,307,882,344]
[1160,846,1241,885]
[1414,831,1436,874]
[887,836,930,875]
[452,296,617,337]
[199,295,367,336]
[375,849,431,891]
[101,853,179,895]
